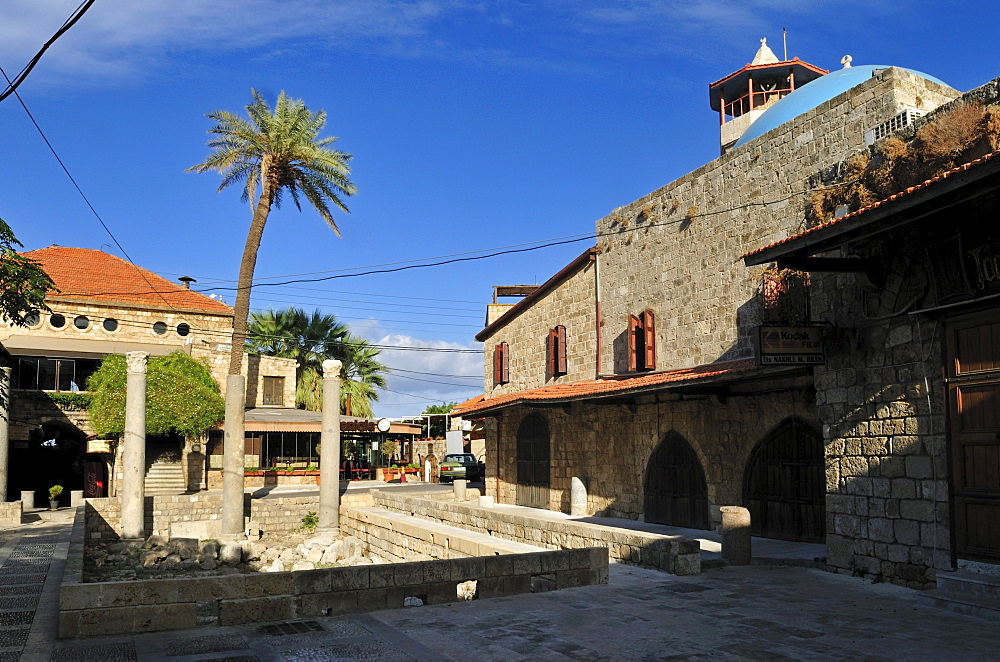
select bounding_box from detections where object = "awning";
[3,335,186,359]
[239,409,421,434]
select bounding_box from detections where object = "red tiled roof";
[742,150,1000,262]
[24,246,232,314]
[709,58,828,89]
[453,359,758,416]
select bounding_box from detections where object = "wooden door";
[946,311,1000,563]
[515,414,550,509]
[744,418,825,542]
[644,432,709,529]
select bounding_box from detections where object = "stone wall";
[595,68,957,375]
[0,501,22,525]
[371,490,700,575]
[483,256,597,396]
[487,382,816,527]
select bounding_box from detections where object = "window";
[153,321,167,335]
[74,315,90,330]
[628,309,656,372]
[177,323,191,337]
[49,314,66,329]
[14,356,101,391]
[262,376,285,406]
[493,341,509,385]
[548,325,567,376]
[103,318,118,332]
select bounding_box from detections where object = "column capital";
[125,351,149,373]
[322,359,342,377]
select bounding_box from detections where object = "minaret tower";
[709,38,827,153]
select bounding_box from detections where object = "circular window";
[177,323,191,337]
[50,314,66,329]
[24,313,40,327]
[153,322,167,335]
[74,315,90,330]
[103,318,118,332]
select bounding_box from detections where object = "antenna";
[782,28,788,60]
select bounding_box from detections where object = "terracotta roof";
[708,58,828,90]
[23,246,232,314]
[453,359,759,416]
[742,150,1000,263]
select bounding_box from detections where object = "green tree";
[87,352,225,438]
[0,218,55,327]
[338,337,388,418]
[246,307,349,410]
[188,90,357,379]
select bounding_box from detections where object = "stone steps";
[918,570,1000,621]
[144,460,186,495]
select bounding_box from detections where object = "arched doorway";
[644,432,709,529]
[515,414,550,509]
[743,418,825,542]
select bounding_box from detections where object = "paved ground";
[1,498,996,661]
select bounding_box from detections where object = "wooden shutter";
[494,344,503,385]
[500,342,509,383]
[642,309,656,370]
[628,315,640,372]
[556,325,567,374]
[547,328,558,375]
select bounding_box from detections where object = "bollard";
[70,490,84,507]
[570,477,588,516]
[454,479,466,500]
[719,506,752,565]
[20,491,34,510]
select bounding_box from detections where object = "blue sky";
[2,1,999,415]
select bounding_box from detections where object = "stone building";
[457,42,1000,588]
[1,246,295,501]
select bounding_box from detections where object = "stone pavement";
[3,504,997,661]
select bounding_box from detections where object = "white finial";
[841,54,853,69]
[751,38,779,66]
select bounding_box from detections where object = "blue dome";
[733,65,950,148]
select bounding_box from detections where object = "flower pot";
[49,500,59,510]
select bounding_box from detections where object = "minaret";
[709,38,828,153]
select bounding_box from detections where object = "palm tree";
[338,338,388,418]
[246,307,350,411]
[189,90,356,535]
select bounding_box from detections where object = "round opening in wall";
[177,323,190,337]
[153,321,167,335]
[24,313,40,327]
[74,315,90,330]
[103,318,118,332]
[50,314,66,328]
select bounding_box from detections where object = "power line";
[0,0,97,103]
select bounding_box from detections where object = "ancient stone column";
[121,352,148,540]
[0,367,10,502]
[454,479,466,500]
[221,374,247,537]
[570,476,587,516]
[719,506,752,565]
[318,359,342,531]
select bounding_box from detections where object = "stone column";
[121,352,148,540]
[570,476,587,516]
[318,359,342,531]
[719,506,752,565]
[221,374,246,537]
[0,367,10,502]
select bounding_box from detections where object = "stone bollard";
[71,490,84,507]
[20,491,34,510]
[719,506,752,565]
[453,479,466,501]
[570,477,587,516]
[478,495,495,508]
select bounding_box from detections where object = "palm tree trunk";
[222,172,274,536]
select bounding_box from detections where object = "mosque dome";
[733,64,950,148]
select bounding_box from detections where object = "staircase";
[918,570,1000,621]
[144,458,187,494]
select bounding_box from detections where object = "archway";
[515,413,550,509]
[743,417,825,542]
[644,431,709,529]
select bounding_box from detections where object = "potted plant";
[48,484,63,510]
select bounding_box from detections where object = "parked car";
[439,453,485,483]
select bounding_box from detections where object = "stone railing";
[60,507,609,638]
[371,490,700,575]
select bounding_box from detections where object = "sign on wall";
[756,326,825,365]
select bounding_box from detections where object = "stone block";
[297,590,359,618]
[869,518,895,543]
[891,478,917,499]
[133,603,198,633]
[356,588,388,612]
[423,581,461,606]
[556,568,596,589]
[293,569,332,594]
[329,566,369,591]
[422,559,452,584]
[448,556,484,581]
[511,552,543,576]
[244,572,293,598]
[79,607,136,637]
[894,519,920,546]
[367,564,395,589]
[60,584,101,611]
[58,611,81,639]
[139,579,179,605]
[393,562,424,586]
[567,548,592,570]
[183,576,245,601]
[539,551,571,573]
[485,555,513,577]
[219,596,295,626]
[100,581,143,607]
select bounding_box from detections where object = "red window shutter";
[556,325,567,374]
[628,315,640,372]
[642,309,655,370]
[494,344,503,384]
[500,342,509,383]
[547,328,557,375]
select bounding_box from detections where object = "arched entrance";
[743,418,825,542]
[644,432,709,529]
[515,414,550,509]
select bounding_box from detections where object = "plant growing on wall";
[87,351,225,438]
